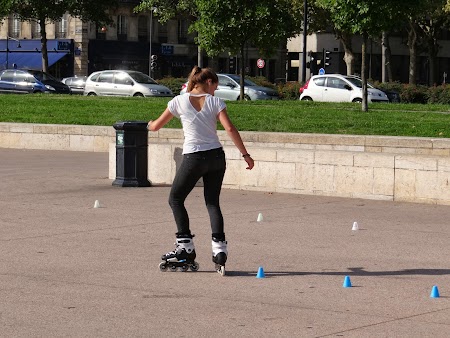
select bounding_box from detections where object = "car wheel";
[133,93,144,97]
[352,98,362,103]
[87,92,97,96]
[244,94,251,101]
[301,96,313,101]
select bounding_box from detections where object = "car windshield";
[226,74,257,86]
[343,76,374,88]
[127,71,157,84]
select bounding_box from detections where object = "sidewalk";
[1,148,449,337]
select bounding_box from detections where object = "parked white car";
[180,73,279,101]
[299,74,389,103]
[84,70,173,97]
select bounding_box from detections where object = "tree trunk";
[407,22,418,85]
[427,35,440,86]
[40,18,49,72]
[361,34,368,112]
[339,32,355,75]
[429,54,436,85]
[381,32,394,82]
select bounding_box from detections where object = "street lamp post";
[6,36,22,69]
[148,7,156,78]
[301,0,308,83]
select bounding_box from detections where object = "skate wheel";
[190,262,199,272]
[169,265,178,272]
[216,264,226,276]
[159,262,168,272]
[180,265,189,272]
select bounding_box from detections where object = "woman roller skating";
[148,66,254,276]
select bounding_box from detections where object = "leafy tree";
[415,0,450,85]
[135,0,196,22]
[303,1,356,76]
[0,0,116,72]
[316,0,423,111]
[192,0,302,100]
[137,0,303,95]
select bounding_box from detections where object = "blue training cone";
[343,275,352,288]
[430,285,440,298]
[256,266,266,279]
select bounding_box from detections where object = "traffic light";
[150,54,158,70]
[322,48,331,69]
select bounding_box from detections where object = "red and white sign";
[257,58,265,69]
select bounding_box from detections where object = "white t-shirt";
[168,93,226,154]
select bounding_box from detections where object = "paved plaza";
[1,148,449,337]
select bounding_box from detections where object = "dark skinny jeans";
[169,148,226,239]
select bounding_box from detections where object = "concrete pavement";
[1,148,450,337]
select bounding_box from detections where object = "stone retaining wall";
[1,122,449,205]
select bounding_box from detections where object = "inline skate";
[159,236,199,272]
[212,237,227,276]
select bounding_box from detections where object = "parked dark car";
[27,70,71,94]
[0,69,49,94]
[61,76,87,95]
[383,90,401,103]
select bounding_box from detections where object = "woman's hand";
[243,155,254,170]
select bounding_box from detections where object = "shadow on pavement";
[225,267,450,277]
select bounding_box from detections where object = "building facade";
[0,1,287,81]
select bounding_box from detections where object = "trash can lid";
[113,120,148,131]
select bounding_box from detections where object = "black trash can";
[112,121,151,187]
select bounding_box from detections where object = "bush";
[427,85,450,104]
[247,76,277,89]
[374,82,431,104]
[398,84,428,104]
[248,76,301,100]
[373,81,403,94]
[277,81,301,100]
[156,77,187,95]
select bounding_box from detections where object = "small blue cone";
[256,266,265,279]
[430,285,440,298]
[343,276,352,288]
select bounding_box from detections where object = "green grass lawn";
[0,94,449,138]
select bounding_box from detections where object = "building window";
[178,19,188,44]
[9,14,21,38]
[138,16,148,43]
[117,15,127,41]
[31,20,41,39]
[56,13,68,38]
[158,22,168,43]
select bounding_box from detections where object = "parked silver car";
[180,73,279,100]
[61,76,87,95]
[84,70,173,97]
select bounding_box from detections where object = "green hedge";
[375,82,450,104]
[156,77,187,95]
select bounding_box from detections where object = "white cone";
[352,221,359,231]
[94,200,101,208]
[257,213,263,222]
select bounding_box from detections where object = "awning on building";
[0,52,68,70]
